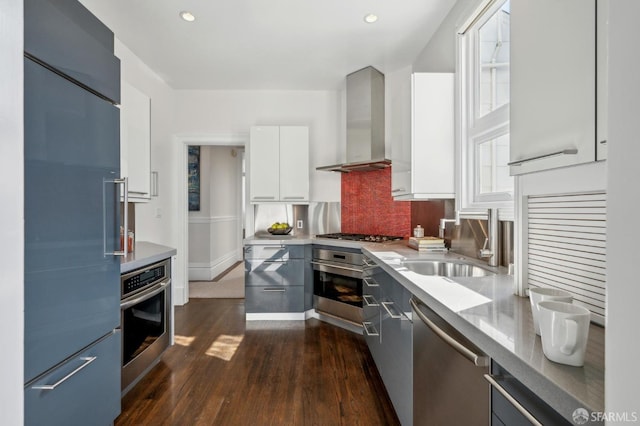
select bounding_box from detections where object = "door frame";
[174,133,248,305]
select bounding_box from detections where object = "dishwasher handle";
[410,298,488,367]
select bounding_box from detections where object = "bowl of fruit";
[267,222,293,235]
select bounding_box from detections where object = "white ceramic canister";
[413,225,424,238]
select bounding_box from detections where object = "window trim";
[456,0,514,219]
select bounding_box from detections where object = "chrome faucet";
[438,212,460,239]
[478,208,499,267]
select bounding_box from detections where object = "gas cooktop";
[315,233,404,243]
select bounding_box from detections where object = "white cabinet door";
[510,0,596,175]
[596,0,609,161]
[279,126,309,202]
[249,126,280,202]
[120,81,151,201]
[389,66,412,198]
[391,72,455,200]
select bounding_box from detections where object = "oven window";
[122,290,166,366]
[314,270,363,307]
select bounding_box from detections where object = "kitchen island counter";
[121,241,177,273]
[362,242,604,424]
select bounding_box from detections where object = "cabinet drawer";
[25,330,121,426]
[245,286,304,313]
[244,245,305,260]
[245,258,304,287]
[24,0,120,103]
[490,362,571,425]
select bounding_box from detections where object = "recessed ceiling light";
[364,13,378,24]
[179,11,196,22]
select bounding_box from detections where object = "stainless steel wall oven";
[120,259,171,394]
[312,246,377,326]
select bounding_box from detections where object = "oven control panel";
[121,259,169,299]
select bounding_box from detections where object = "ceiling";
[78,0,456,91]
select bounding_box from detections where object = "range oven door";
[312,261,364,325]
[120,278,171,393]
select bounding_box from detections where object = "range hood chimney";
[317,66,390,172]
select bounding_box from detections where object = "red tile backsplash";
[341,168,412,237]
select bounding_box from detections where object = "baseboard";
[245,312,306,321]
[189,253,238,281]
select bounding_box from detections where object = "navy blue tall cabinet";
[23,0,122,424]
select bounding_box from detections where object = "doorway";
[175,134,247,304]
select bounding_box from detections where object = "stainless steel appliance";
[312,234,402,325]
[120,259,171,394]
[312,247,368,325]
[316,233,403,243]
[411,297,489,425]
[317,66,389,172]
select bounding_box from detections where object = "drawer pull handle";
[508,148,578,166]
[363,277,379,288]
[363,322,379,336]
[484,374,543,426]
[363,294,379,307]
[263,288,286,293]
[381,301,404,319]
[31,356,97,391]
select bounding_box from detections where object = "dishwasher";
[411,297,490,426]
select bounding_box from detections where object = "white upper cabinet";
[510,0,600,175]
[249,126,309,203]
[120,81,151,201]
[279,126,309,202]
[390,71,455,200]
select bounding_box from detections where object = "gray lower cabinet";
[364,266,413,426]
[244,244,310,314]
[489,362,571,425]
[24,330,121,426]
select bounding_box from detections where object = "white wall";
[116,39,176,247]
[173,90,342,203]
[114,39,181,298]
[188,146,243,280]
[0,0,24,422]
[606,0,640,418]
[413,0,484,72]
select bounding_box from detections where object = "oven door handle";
[311,261,364,275]
[121,279,170,310]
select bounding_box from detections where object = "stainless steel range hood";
[317,66,389,173]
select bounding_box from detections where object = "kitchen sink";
[400,260,493,277]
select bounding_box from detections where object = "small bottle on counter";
[413,224,424,238]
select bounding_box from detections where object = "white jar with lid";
[413,225,424,238]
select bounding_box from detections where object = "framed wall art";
[188,146,200,211]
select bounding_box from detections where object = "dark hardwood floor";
[116,299,400,426]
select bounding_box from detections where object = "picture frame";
[188,146,200,211]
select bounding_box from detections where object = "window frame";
[456,0,514,219]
